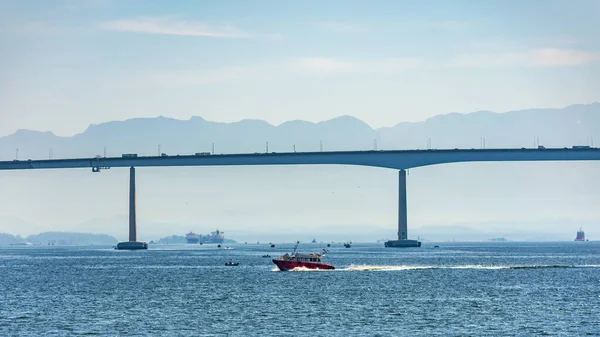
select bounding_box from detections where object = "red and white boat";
[272,241,335,271]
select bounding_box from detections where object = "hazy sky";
[1,1,599,242]
[1,0,600,136]
[1,162,598,241]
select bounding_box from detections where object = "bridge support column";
[384,169,421,248]
[129,166,137,242]
[398,169,408,240]
[116,166,147,250]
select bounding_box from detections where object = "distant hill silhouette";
[1,103,598,160]
[0,233,25,245]
[0,232,117,245]
[26,232,118,245]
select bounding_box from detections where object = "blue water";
[1,242,599,336]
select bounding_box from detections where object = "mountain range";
[1,103,598,160]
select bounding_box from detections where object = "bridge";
[2,147,599,248]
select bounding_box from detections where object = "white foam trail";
[449,265,508,270]
[271,264,600,272]
[342,264,600,271]
[343,265,431,271]
[288,266,330,272]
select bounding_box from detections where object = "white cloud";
[19,21,66,35]
[451,48,600,68]
[60,0,113,10]
[410,19,471,31]
[315,20,471,35]
[318,21,369,33]
[534,48,600,67]
[110,66,253,89]
[110,57,426,89]
[292,57,427,74]
[375,58,428,71]
[293,57,357,73]
[106,48,598,90]
[98,17,246,38]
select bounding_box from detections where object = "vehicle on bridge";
[122,153,138,158]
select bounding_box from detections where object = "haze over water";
[2,1,600,335]
[1,241,599,336]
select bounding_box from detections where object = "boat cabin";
[281,253,323,263]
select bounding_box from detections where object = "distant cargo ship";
[186,232,200,244]
[574,227,587,241]
[186,229,225,244]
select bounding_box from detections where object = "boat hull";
[272,259,335,271]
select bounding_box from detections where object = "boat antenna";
[292,241,299,256]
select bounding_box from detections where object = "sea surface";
[1,241,599,336]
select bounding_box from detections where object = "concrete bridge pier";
[384,169,421,248]
[116,167,148,250]
[398,169,408,240]
[129,166,136,242]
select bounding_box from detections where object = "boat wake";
[343,264,600,271]
[272,266,332,272]
[344,265,432,271]
[342,264,518,271]
[272,264,600,272]
[506,264,600,270]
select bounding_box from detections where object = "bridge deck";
[0,148,599,171]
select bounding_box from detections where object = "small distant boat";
[311,238,317,244]
[433,245,440,248]
[272,242,334,271]
[344,241,352,248]
[262,254,271,258]
[574,227,588,241]
[217,244,222,248]
[224,247,232,250]
[270,243,275,248]
[225,261,239,266]
[326,243,330,247]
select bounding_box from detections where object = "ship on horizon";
[574,227,588,241]
[186,229,225,244]
[186,232,200,244]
